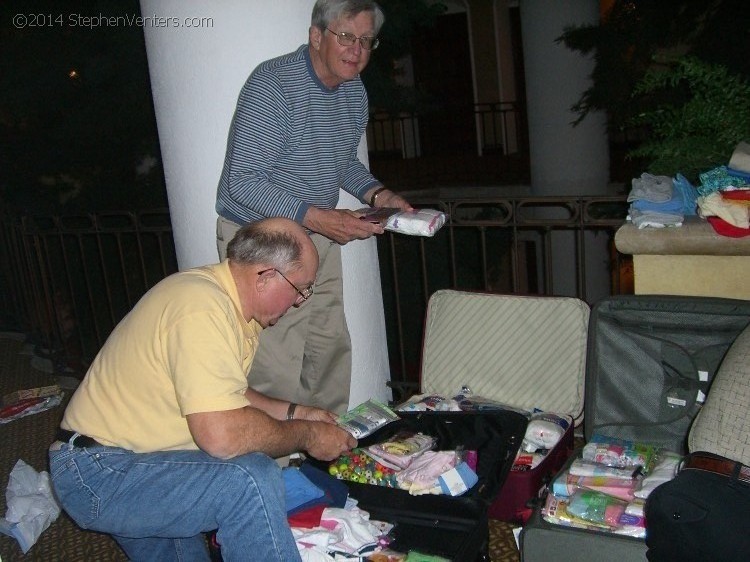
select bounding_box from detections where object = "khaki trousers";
[216,216,352,414]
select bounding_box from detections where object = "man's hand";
[303,207,383,244]
[302,422,357,461]
[293,405,356,460]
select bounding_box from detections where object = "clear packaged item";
[581,435,657,472]
[566,489,628,527]
[521,412,571,453]
[329,448,399,487]
[337,399,400,439]
[541,494,611,531]
[366,431,437,470]
[569,458,641,480]
[358,208,447,237]
[384,209,446,237]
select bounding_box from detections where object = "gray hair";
[226,222,303,272]
[311,0,385,35]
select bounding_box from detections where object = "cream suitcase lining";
[419,290,589,422]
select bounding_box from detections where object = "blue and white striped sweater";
[216,44,380,225]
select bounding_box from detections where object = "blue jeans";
[49,443,301,562]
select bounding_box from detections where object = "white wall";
[140,0,391,406]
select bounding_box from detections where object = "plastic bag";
[581,435,657,471]
[366,431,436,470]
[384,209,447,237]
[567,489,628,527]
[0,459,61,553]
[336,399,399,439]
[521,411,570,453]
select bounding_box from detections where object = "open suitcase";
[519,294,750,561]
[308,289,592,558]
[416,290,590,523]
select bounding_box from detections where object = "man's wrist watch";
[369,187,387,207]
[286,402,298,420]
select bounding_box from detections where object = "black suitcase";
[519,294,750,562]
[316,410,528,560]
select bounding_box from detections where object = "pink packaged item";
[365,431,436,470]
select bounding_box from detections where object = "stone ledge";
[615,216,750,256]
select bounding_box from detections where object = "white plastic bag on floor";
[0,459,61,553]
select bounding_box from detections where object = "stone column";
[140,0,391,406]
[520,0,613,301]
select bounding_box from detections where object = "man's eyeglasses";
[258,268,314,305]
[326,28,380,51]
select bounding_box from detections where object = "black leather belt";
[682,451,750,484]
[56,428,101,448]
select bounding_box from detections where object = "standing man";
[216,0,411,415]
[50,218,357,562]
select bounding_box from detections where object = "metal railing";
[0,194,630,383]
[367,102,530,190]
[368,102,526,157]
[0,210,177,372]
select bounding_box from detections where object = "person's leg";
[49,445,301,562]
[247,235,352,414]
[113,535,209,561]
[246,293,309,403]
[298,238,351,414]
[216,216,242,260]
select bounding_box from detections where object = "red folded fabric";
[287,504,325,529]
[706,216,750,238]
[720,190,750,201]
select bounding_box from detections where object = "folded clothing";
[628,208,683,229]
[284,463,350,515]
[628,173,674,203]
[698,192,750,229]
[283,467,325,514]
[698,166,750,196]
[627,173,688,229]
[721,189,750,202]
[706,216,750,238]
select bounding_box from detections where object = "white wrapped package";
[385,209,446,237]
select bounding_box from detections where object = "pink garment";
[395,450,457,493]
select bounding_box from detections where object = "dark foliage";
[558,0,750,131]
[628,57,750,182]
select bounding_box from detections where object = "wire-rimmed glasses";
[258,268,314,305]
[326,28,380,51]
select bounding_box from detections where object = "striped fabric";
[689,323,750,466]
[420,290,589,419]
[216,44,381,226]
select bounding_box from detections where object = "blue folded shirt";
[282,467,325,514]
[282,463,350,515]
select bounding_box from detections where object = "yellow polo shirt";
[62,260,261,453]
